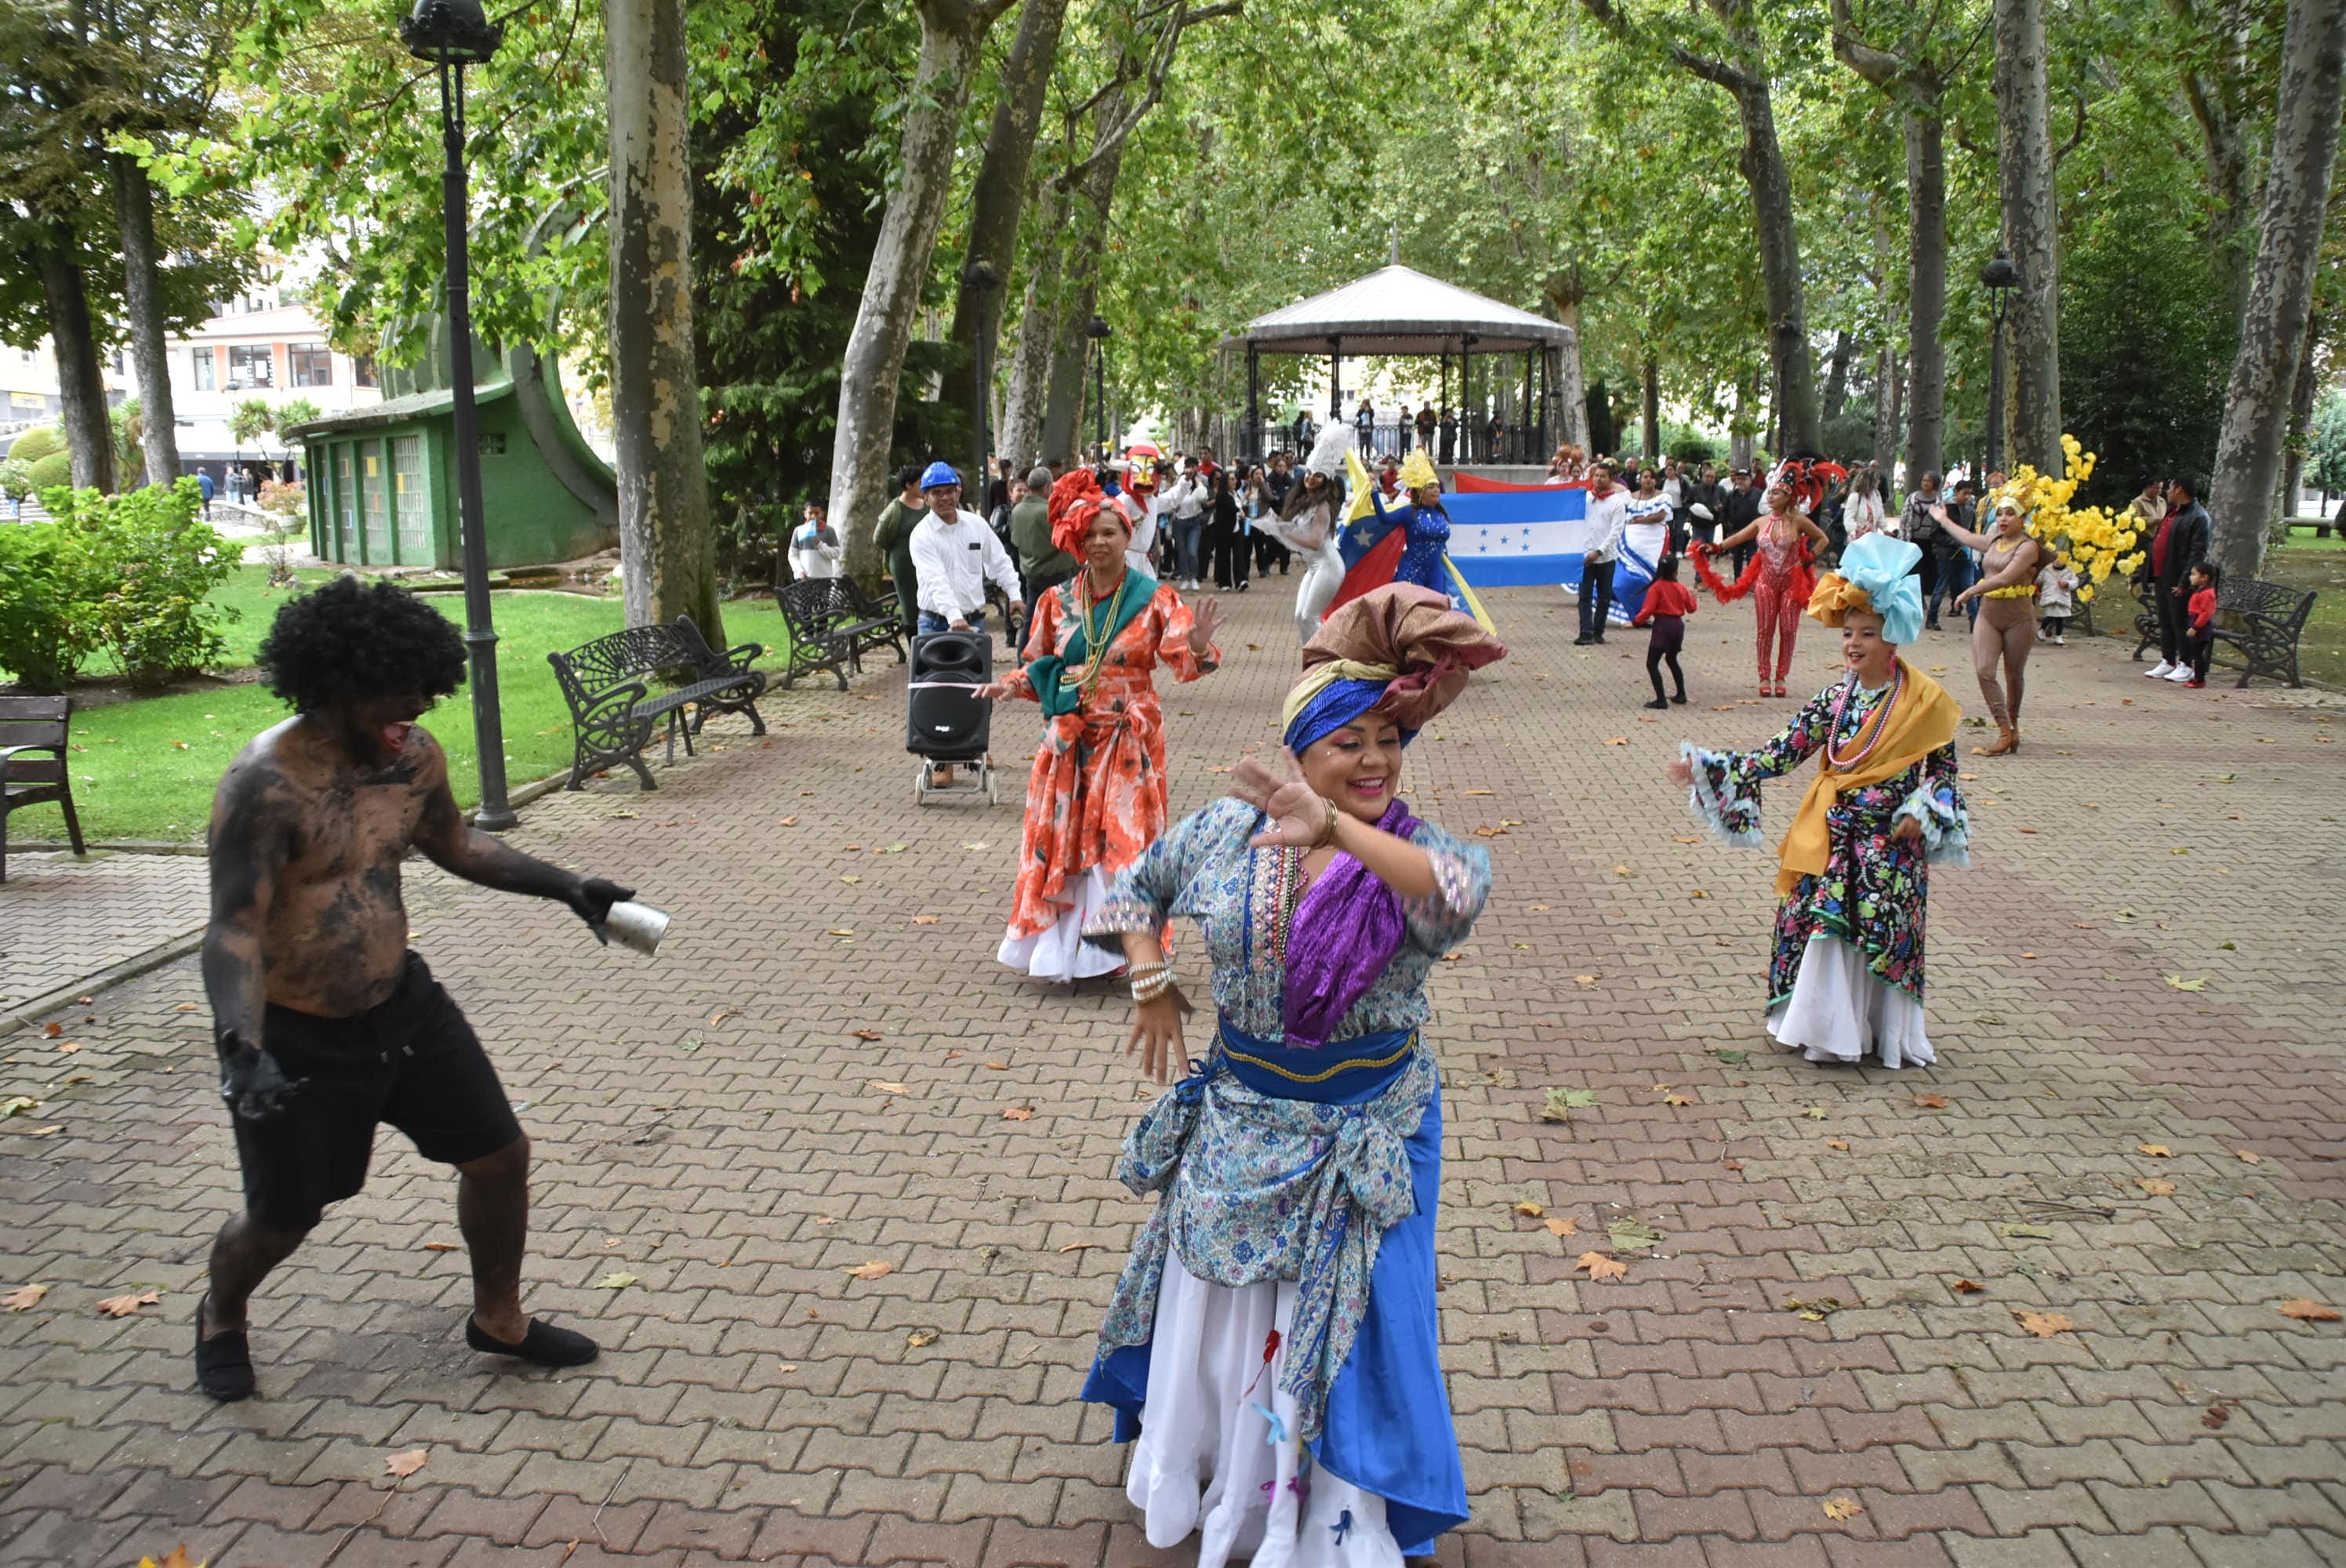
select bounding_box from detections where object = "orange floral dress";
[993,577,1219,979]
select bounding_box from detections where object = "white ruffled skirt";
[996,867,1126,982]
[1767,933,1935,1069]
[1124,1253,1402,1568]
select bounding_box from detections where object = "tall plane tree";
[1582,0,1821,454]
[826,0,1019,579]
[2210,0,2346,578]
[608,0,723,638]
[1992,0,2064,474]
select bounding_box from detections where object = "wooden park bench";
[2209,577,2319,688]
[1,695,86,883]
[772,577,906,691]
[547,616,768,791]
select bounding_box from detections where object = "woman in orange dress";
[980,469,1224,982]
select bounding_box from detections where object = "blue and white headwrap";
[1281,660,1405,752]
[1815,532,1926,646]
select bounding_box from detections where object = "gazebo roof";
[1229,264,1574,356]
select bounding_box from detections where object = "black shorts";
[230,953,521,1231]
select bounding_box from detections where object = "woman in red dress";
[1695,482,1830,698]
[980,470,1224,982]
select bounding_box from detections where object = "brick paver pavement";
[0,851,209,1013]
[1,583,2341,1568]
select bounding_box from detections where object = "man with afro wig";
[194,576,635,1400]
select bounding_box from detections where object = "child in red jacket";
[1633,554,1699,710]
[2184,561,2220,687]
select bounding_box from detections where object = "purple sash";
[1280,798,1422,1050]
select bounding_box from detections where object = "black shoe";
[1671,692,1688,704]
[1926,619,1941,630]
[1237,581,1249,593]
[1573,636,1594,646]
[1643,698,1669,710]
[467,1315,599,1367]
[1592,635,1607,644]
[195,1293,256,1403]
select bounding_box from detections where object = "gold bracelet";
[1312,794,1342,849]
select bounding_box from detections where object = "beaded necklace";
[1060,567,1128,704]
[1824,663,1902,770]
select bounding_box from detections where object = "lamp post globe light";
[401,0,514,829]
[1086,315,1113,451]
[1979,251,2022,481]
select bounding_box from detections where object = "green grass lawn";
[2265,532,2346,689]
[10,568,804,844]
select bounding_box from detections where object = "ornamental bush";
[38,477,241,688]
[5,426,63,465]
[27,452,71,491]
[0,521,108,691]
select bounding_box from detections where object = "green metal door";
[336,446,359,561]
[360,444,391,562]
[392,434,430,563]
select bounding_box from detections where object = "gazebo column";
[1439,352,1451,464]
[1245,346,1261,466]
[1328,336,1343,422]
[1521,349,1534,463]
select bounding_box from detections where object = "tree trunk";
[944,0,1073,468]
[1641,354,1660,459]
[1903,107,1947,488]
[2210,0,2346,581]
[2166,0,2261,335]
[111,154,180,489]
[1732,81,1820,454]
[1993,0,2064,477]
[823,2,997,578]
[2282,311,2321,520]
[1873,340,1901,475]
[607,0,723,639]
[1039,126,1125,465]
[1555,302,1589,451]
[1821,330,1854,419]
[34,223,114,495]
[999,182,1070,466]
[1730,370,1756,473]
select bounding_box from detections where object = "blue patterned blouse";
[1084,796,1490,1043]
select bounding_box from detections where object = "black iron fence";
[1233,416,1552,467]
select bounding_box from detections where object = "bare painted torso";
[211,717,443,1018]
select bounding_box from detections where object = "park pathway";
[0,580,2341,1567]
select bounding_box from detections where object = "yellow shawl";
[1775,659,1960,895]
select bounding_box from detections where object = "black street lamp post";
[401,0,514,829]
[1086,316,1113,452]
[1980,251,2022,479]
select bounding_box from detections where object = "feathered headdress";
[1397,448,1440,494]
[1305,421,1353,481]
[1047,468,1120,558]
[1282,583,1507,752]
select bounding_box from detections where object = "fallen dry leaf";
[1672,834,1701,844]
[906,1328,940,1348]
[591,1272,637,1290]
[136,1548,203,1568]
[1575,1252,1628,1283]
[384,1449,429,1479]
[1821,1497,1863,1523]
[1002,1105,1036,1121]
[778,815,798,826]
[2202,1404,2232,1429]
[983,1059,1009,1070]
[1825,1139,1850,1151]
[2137,1143,2174,1158]
[1912,1092,1952,1109]
[1663,1093,1692,1107]
[3,1283,49,1312]
[1543,1216,1580,1237]
[911,914,939,925]
[42,1023,60,1038]
[1573,975,1597,985]
[2237,1149,2263,1164]
[421,1240,459,1252]
[867,1080,910,1094]
[95,1290,159,1318]
[2137,1178,2178,1196]
[1803,1106,1828,1120]
[1603,736,1628,746]
[852,1029,884,1043]
[1058,1242,1095,1254]
[844,1261,893,1281]
[2013,1309,2076,1338]
[1513,1201,1545,1218]
[1462,789,1494,796]
[1950,1279,1985,1294]
[2277,1298,2341,1322]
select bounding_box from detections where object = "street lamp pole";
[1086,316,1113,452]
[1980,251,2021,479]
[401,0,514,829]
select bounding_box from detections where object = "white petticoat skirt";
[1124,1253,1402,1568]
[1767,933,1935,1069]
[997,867,1127,982]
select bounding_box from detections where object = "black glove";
[564,876,636,943]
[218,1031,302,1123]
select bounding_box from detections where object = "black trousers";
[1207,521,1249,589]
[1251,531,1290,573]
[2188,627,2214,681]
[1578,562,1614,640]
[1022,571,1071,653]
[2155,579,2190,664]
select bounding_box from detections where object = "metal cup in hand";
[601,900,670,956]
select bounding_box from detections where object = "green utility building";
[284,314,616,572]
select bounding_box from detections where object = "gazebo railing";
[1229,417,1552,469]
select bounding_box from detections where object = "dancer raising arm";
[1668,535,1970,1069]
[1694,482,1830,698]
[1079,584,1505,1568]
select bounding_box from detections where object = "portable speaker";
[906,630,992,759]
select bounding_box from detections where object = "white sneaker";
[2144,661,2174,677]
[2054,635,2066,646]
[2166,666,2196,682]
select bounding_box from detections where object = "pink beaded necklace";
[1825,663,1903,770]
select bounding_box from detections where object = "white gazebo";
[1226,263,1576,463]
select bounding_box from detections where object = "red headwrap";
[1048,468,1124,558]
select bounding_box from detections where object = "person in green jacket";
[871,464,925,635]
[1011,463,1076,652]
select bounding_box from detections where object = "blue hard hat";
[920,460,961,491]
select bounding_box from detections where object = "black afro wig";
[256,575,467,714]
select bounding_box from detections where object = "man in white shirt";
[787,501,844,580]
[909,461,1022,641]
[1574,460,1627,644]
[1162,457,1208,590]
